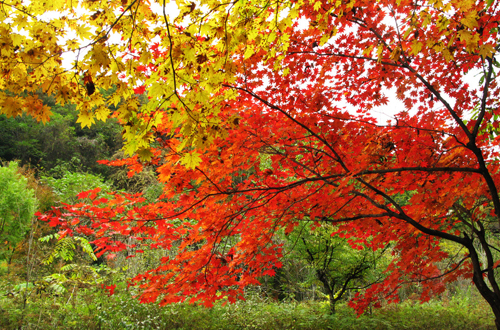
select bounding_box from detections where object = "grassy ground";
[0,286,495,330]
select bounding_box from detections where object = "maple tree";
[5,0,500,327]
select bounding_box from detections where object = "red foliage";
[41,0,500,321]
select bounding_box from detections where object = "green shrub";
[41,170,113,204]
[0,162,37,260]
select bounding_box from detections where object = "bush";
[0,162,37,260]
[41,170,113,204]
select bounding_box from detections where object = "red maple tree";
[40,0,500,327]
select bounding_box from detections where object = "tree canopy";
[4,0,500,328]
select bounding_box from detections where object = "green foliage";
[34,233,101,305]
[75,237,97,262]
[281,223,388,312]
[44,237,76,264]
[0,92,122,178]
[40,235,97,265]
[0,162,37,259]
[0,287,494,329]
[41,170,113,204]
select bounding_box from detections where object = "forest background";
[1,0,500,328]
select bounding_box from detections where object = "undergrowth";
[0,285,494,330]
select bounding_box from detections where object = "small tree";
[287,224,387,314]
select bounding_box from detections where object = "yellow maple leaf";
[37,105,53,124]
[244,45,255,59]
[137,148,154,161]
[11,33,23,47]
[75,25,93,40]
[76,110,96,128]
[180,152,203,169]
[478,44,495,59]
[460,11,478,29]
[410,40,423,56]
[12,15,29,31]
[95,105,111,121]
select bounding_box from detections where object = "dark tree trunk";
[465,235,500,330]
[329,292,336,314]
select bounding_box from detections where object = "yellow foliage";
[0,0,496,163]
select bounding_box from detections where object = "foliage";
[39,234,97,265]
[4,0,500,327]
[0,162,37,259]
[0,93,122,177]
[0,287,495,329]
[105,151,162,197]
[41,170,113,204]
[14,163,57,213]
[0,0,498,161]
[286,223,389,313]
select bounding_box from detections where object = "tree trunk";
[329,293,336,314]
[467,239,500,330]
[315,269,337,314]
[473,273,500,330]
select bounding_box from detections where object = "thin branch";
[473,57,495,137]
